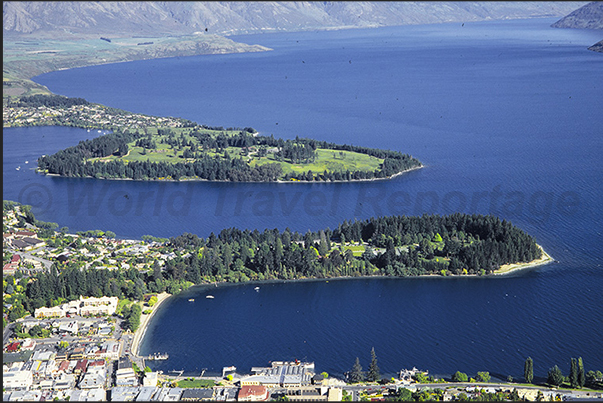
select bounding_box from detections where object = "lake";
[4,17,602,379]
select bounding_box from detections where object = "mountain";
[3,1,590,38]
[551,1,603,29]
[588,40,603,52]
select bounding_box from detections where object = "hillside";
[551,1,603,29]
[4,1,589,38]
[588,39,603,52]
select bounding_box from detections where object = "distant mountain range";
[3,1,590,38]
[551,1,603,53]
[551,1,603,29]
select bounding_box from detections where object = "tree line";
[37,128,421,182]
[6,213,542,323]
[6,94,90,108]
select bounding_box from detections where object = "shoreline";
[491,244,554,276]
[131,291,171,357]
[36,164,423,184]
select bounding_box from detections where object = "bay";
[4,18,602,379]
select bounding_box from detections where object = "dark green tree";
[367,347,380,382]
[578,357,585,388]
[547,365,564,386]
[452,371,468,382]
[396,388,412,401]
[570,358,579,388]
[476,371,491,383]
[524,357,534,384]
[349,357,364,383]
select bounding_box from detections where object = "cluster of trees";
[37,127,421,182]
[121,303,142,332]
[451,371,490,383]
[347,348,381,383]
[524,356,602,390]
[5,210,542,322]
[11,262,191,320]
[6,94,89,108]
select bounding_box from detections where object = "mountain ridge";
[551,1,603,29]
[4,1,590,38]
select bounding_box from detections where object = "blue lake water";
[3,18,602,379]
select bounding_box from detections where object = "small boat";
[16,166,20,170]
[25,161,29,164]
[188,298,195,302]
[206,295,214,299]
[254,287,260,291]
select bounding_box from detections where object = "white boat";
[254,287,260,291]
[16,166,20,170]
[188,298,194,302]
[25,161,29,164]
[206,295,214,299]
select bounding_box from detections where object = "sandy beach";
[492,244,553,275]
[131,291,171,357]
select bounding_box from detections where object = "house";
[238,385,269,401]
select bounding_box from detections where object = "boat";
[25,161,29,164]
[188,298,194,302]
[206,295,214,299]
[16,166,20,170]
[148,352,169,360]
[254,287,260,291]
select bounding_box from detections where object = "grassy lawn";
[87,138,385,178]
[343,244,366,257]
[248,148,383,175]
[172,378,216,388]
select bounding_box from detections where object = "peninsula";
[4,94,421,183]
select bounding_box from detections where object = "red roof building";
[5,342,20,352]
[238,385,269,401]
[74,359,88,374]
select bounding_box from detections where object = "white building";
[3,370,33,390]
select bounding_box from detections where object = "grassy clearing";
[172,378,216,388]
[248,148,383,175]
[88,138,385,177]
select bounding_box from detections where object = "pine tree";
[350,357,364,383]
[524,357,534,384]
[367,347,380,382]
[570,358,578,388]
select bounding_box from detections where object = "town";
[5,203,603,401]
[3,96,195,131]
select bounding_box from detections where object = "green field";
[88,134,385,177]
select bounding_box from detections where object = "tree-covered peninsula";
[18,213,544,316]
[15,95,421,182]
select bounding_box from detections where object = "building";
[79,364,106,389]
[180,388,215,401]
[35,305,65,318]
[285,386,343,401]
[3,371,33,390]
[241,361,315,387]
[143,371,158,387]
[237,385,269,401]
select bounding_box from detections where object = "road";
[15,249,53,270]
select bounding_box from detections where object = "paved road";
[15,249,53,270]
